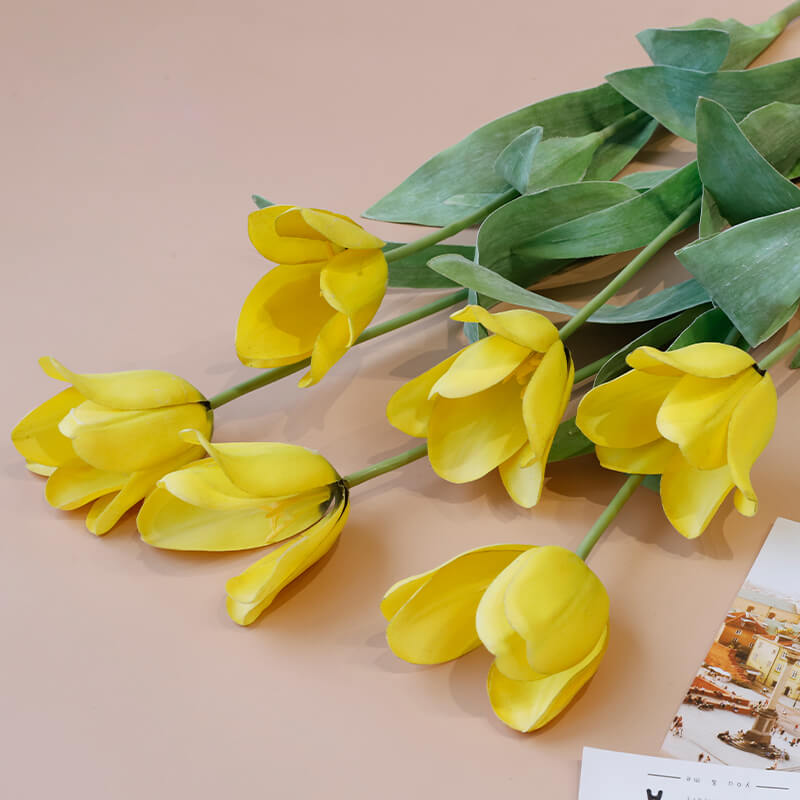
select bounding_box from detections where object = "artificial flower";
[576,342,777,539]
[11,357,211,535]
[138,431,348,625]
[382,544,609,732]
[386,305,573,507]
[239,205,387,387]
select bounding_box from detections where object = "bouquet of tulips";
[13,2,800,734]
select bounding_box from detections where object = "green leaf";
[494,127,543,194]
[676,207,800,345]
[606,58,800,142]
[463,288,487,343]
[549,417,594,462]
[618,168,678,192]
[583,116,659,182]
[475,181,637,285]
[252,194,273,209]
[637,27,731,72]
[593,306,709,385]
[364,83,645,226]
[517,133,605,193]
[508,162,701,261]
[790,348,800,369]
[699,188,726,239]
[642,474,661,493]
[427,253,710,324]
[696,98,800,226]
[669,306,738,349]
[384,242,474,288]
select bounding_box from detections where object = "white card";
[579,746,800,799]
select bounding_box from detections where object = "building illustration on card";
[661,518,800,770]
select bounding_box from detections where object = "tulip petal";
[499,443,544,509]
[158,458,262,510]
[226,491,349,625]
[320,249,387,328]
[384,544,531,664]
[504,546,609,675]
[235,262,336,369]
[39,358,206,409]
[660,455,734,539]
[596,438,679,474]
[430,335,532,399]
[627,343,755,378]
[487,627,608,732]
[386,350,465,437]
[180,431,339,498]
[59,401,211,474]
[299,208,384,250]
[427,380,528,483]
[248,206,334,263]
[523,340,572,463]
[45,463,127,510]
[11,386,83,469]
[451,306,559,352]
[727,373,777,512]
[576,370,678,448]
[477,554,543,680]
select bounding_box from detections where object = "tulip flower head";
[11,358,212,535]
[382,544,609,732]
[387,305,573,507]
[576,343,777,539]
[239,205,388,387]
[138,432,349,625]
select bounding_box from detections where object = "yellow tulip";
[11,357,212,535]
[382,544,609,732]
[240,205,388,387]
[387,305,573,507]
[138,431,349,625]
[576,343,777,539]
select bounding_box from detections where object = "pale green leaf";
[494,127,543,194]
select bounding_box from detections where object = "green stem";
[573,353,612,384]
[765,0,800,30]
[576,474,645,561]
[557,197,702,342]
[757,326,800,370]
[208,289,467,409]
[384,189,518,264]
[343,443,428,488]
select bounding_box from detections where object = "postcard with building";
[662,517,800,771]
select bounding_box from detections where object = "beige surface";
[3,2,800,797]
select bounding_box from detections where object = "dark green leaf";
[637,27,731,71]
[548,417,594,462]
[494,127,543,194]
[593,306,709,385]
[790,348,800,369]
[384,242,474,288]
[696,98,800,226]
[676,207,800,345]
[364,83,644,226]
[699,188,726,238]
[582,116,659,182]
[642,474,662,493]
[252,194,273,209]
[669,306,737,349]
[606,58,800,141]
[427,253,710,324]
[618,168,678,192]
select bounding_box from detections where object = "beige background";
[3,1,800,797]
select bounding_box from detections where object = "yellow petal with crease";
[499,443,544,508]
[523,340,572,462]
[504,546,608,675]
[660,455,733,539]
[386,350,465,437]
[627,343,755,378]
[727,373,776,510]
[235,262,335,368]
[179,431,338,498]
[427,380,527,483]
[451,306,559,352]
[225,493,349,625]
[320,249,387,324]
[299,208,385,250]
[11,386,83,468]
[248,206,333,263]
[158,458,263,510]
[596,438,679,474]
[385,544,531,664]
[39,357,205,409]
[59,401,211,473]
[477,554,543,680]
[45,463,127,510]
[576,370,678,448]
[487,627,608,732]
[430,335,531,399]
